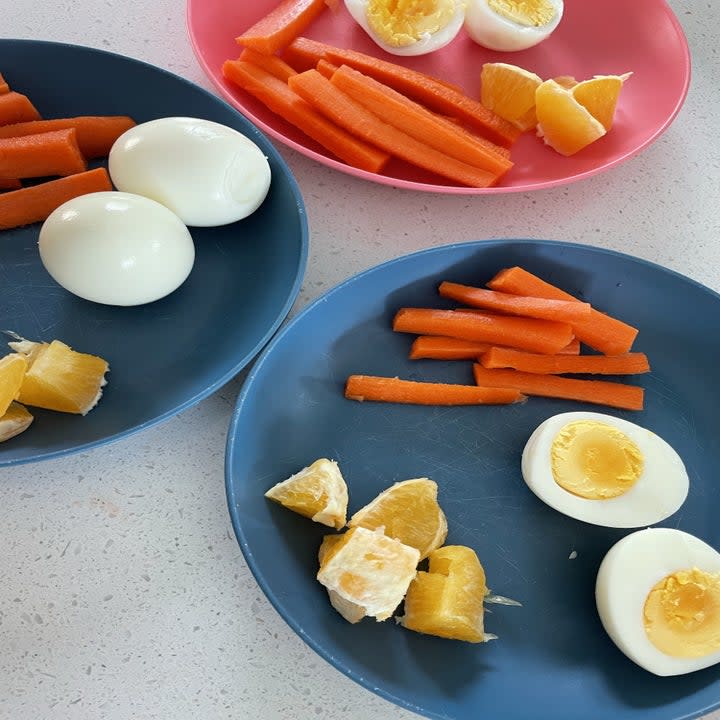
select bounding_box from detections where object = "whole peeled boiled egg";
[596,528,720,676]
[39,191,195,307]
[109,117,271,227]
[521,412,688,528]
[344,0,467,56]
[464,0,563,52]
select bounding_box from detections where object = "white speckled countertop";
[1,1,719,719]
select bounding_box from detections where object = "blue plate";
[0,39,308,467]
[226,239,720,720]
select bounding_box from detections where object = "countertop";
[1,1,719,719]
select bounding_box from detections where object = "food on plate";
[0,402,33,443]
[0,91,41,126]
[344,0,466,56]
[39,191,195,306]
[521,412,688,526]
[399,545,489,642]
[0,128,87,180]
[0,168,112,231]
[409,335,580,360]
[0,352,28,416]
[9,337,109,415]
[239,47,298,82]
[0,178,21,191]
[464,0,563,51]
[317,534,367,624]
[480,62,542,131]
[571,73,632,132]
[0,72,9,94]
[596,528,720,675]
[108,117,271,227]
[264,458,349,529]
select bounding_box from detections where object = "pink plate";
[187,0,690,194]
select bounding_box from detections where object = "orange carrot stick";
[316,58,339,79]
[393,308,574,354]
[223,60,390,173]
[0,167,112,230]
[438,281,592,323]
[0,72,9,94]
[238,48,297,82]
[330,65,513,177]
[409,335,580,360]
[288,70,499,187]
[487,266,639,355]
[0,128,87,180]
[480,346,650,375]
[0,116,136,159]
[472,364,644,411]
[345,375,525,406]
[0,178,21,191]
[0,92,41,126]
[236,0,329,55]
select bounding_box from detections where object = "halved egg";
[344,0,466,56]
[596,528,720,676]
[521,412,688,528]
[464,0,563,52]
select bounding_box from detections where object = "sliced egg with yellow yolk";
[344,0,467,56]
[596,528,720,676]
[521,412,688,528]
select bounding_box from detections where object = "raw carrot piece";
[316,58,339,79]
[480,346,650,375]
[223,60,390,173]
[330,65,513,177]
[0,167,112,230]
[438,281,592,323]
[393,308,574,354]
[345,375,525,406]
[487,266,639,355]
[281,36,330,71]
[323,48,520,147]
[238,48,297,82]
[288,70,499,187]
[0,72,9,94]
[0,178,21,191]
[0,128,87,180]
[472,364,644,411]
[236,0,329,55]
[0,92,41,126]
[0,116,136,159]
[409,335,580,360]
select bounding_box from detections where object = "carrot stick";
[0,167,112,230]
[236,0,329,55]
[409,335,580,360]
[0,116,136,159]
[288,70,499,187]
[316,58,339,79]
[0,92,41,126]
[438,281,592,323]
[281,36,330,72]
[330,65,513,177]
[487,266,639,355]
[0,178,21,191]
[472,364,644,411]
[0,128,87,180]
[238,48,297,82]
[345,375,525,406]
[480,346,650,375]
[393,308,574,354]
[223,60,390,173]
[0,72,9,94]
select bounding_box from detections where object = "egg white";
[464,0,563,52]
[344,0,466,56]
[596,528,720,676]
[521,412,689,528]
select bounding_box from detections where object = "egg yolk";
[366,0,459,47]
[487,0,557,27]
[644,568,720,658]
[550,420,644,500]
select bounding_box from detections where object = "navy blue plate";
[0,40,308,467]
[226,239,720,720]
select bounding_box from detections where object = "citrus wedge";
[572,73,632,131]
[481,62,543,131]
[0,401,34,442]
[0,353,27,416]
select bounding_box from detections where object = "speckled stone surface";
[1,1,719,719]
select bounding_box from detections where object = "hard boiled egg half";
[521,412,688,528]
[345,0,467,56]
[596,528,720,676]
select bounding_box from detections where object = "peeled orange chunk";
[348,477,447,560]
[0,401,34,442]
[265,458,348,529]
[399,545,489,642]
[317,526,420,622]
[481,62,543,132]
[571,73,632,131]
[318,534,366,624]
[0,353,28,416]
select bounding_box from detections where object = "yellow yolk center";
[550,420,644,500]
[366,0,458,47]
[644,568,720,658]
[487,0,557,27]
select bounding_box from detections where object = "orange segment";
[480,62,543,132]
[399,545,489,642]
[572,73,632,131]
[265,458,348,529]
[0,401,33,442]
[347,477,448,560]
[0,353,27,416]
